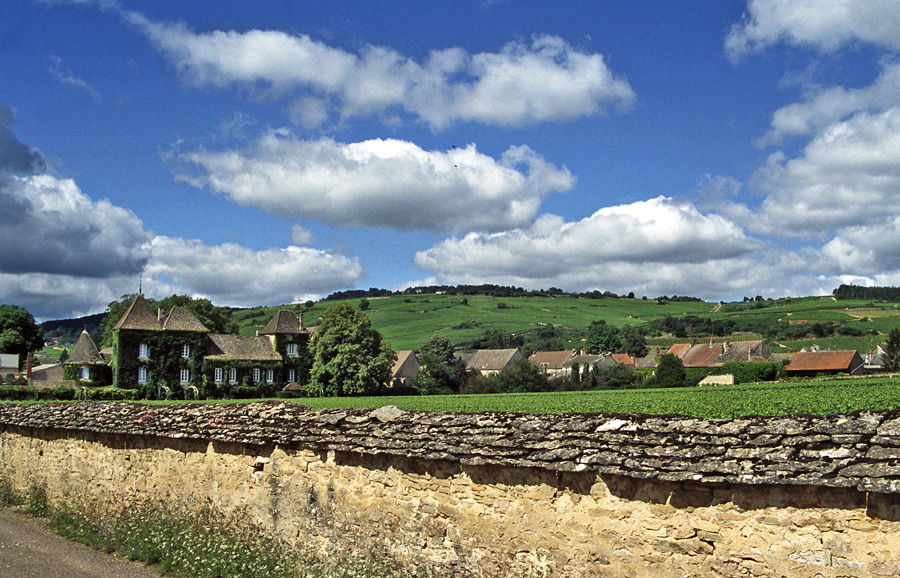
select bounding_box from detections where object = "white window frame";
[138,343,150,359]
[79,366,91,380]
[180,368,190,383]
[228,368,237,384]
[266,369,274,383]
[253,368,261,382]
[181,344,191,358]
[214,367,223,383]
[286,343,298,357]
[137,367,149,383]
[287,368,295,383]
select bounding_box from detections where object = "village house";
[663,340,773,368]
[785,350,865,377]
[390,350,421,388]
[528,350,578,376]
[463,348,522,376]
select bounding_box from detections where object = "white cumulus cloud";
[175,133,575,234]
[737,109,900,237]
[726,0,900,60]
[414,197,763,299]
[121,8,634,129]
[143,236,363,308]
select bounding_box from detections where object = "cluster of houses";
[388,339,871,388]
[3,294,878,392]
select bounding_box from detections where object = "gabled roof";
[786,350,862,372]
[635,347,661,368]
[206,334,281,361]
[113,295,160,331]
[161,305,209,332]
[391,350,420,378]
[681,342,724,367]
[718,340,772,363]
[528,350,577,370]
[67,330,104,364]
[466,349,521,371]
[667,343,692,358]
[571,354,601,366]
[259,310,305,335]
[611,353,635,367]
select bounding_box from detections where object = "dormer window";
[181,344,191,358]
[286,343,298,357]
[138,343,150,359]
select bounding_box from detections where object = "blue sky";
[2,0,900,320]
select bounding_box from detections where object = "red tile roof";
[786,350,862,372]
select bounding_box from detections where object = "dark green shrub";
[231,385,262,399]
[88,387,138,401]
[51,386,76,400]
[0,385,37,400]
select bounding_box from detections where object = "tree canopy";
[414,336,468,394]
[655,353,686,388]
[309,303,396,396]
[883,329,900,372]
[584,320,622,354]
[0,304,44,369]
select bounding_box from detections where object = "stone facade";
[2,401,900,577]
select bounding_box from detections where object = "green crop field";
[148,375,900,418]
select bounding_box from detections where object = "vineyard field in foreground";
[152,376,900,419]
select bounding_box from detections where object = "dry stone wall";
[1,401,900,577]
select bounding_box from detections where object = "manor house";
[66,295,311,396]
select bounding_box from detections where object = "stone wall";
[2,401,900,577]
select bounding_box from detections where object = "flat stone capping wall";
[0,401,898,494]
[5,401,900,577]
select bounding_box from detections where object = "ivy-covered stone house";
[99,295,312,398]
[64,329,112,387]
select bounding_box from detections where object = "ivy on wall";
[114,329,207,399]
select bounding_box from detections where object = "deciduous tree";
[309,303,396,396]
[0,304,43,369]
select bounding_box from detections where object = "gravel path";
[0,507,167,578]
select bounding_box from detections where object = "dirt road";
[0,507,167,578]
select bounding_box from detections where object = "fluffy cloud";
[122,9,634,129]
[0,174,151,278]
[736,109,900,237]
[0,105,45,175]
[0,106,364,319]
[143,236,363,308]
[175,133,575,234]
[761,60,900,144]
[414,197,764,299]
[726,0,900,60]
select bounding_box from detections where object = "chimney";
[158,308,164,322]
[298,310,304,329]
[26,354,33,381]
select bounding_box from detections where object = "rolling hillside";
[231,294,900,353]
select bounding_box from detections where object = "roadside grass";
[0,481,407,578]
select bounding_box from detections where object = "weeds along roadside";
[0,477,408,578]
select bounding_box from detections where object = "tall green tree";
[584,320,622,354]
[414,336,468,394]
[309,303,396,396]
[0,304,44,369]
[655,353,686,388]
[883,329,900,372]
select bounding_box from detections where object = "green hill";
[230,293,900,353]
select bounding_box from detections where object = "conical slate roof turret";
[68,330,103,363]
